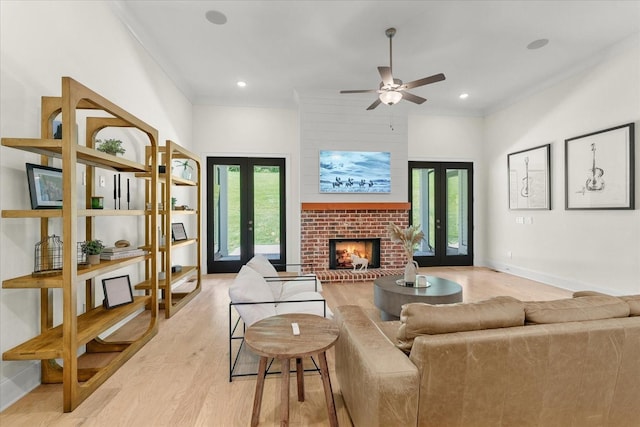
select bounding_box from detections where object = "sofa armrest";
[334,306,419,427]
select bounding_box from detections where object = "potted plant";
[81,239,105,265]
[387,222,424,285]
[96,138,125,156]
[173,160,193,180]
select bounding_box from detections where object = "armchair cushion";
[228,265,276,326]
[275,291,333,318]
[247,254,322,299]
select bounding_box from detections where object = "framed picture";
[171,222,188,241]
[102,275,134,309]
[26,163,63,209]
[565,123,635,210]
[507,144,551,210]
[319,150,391,193]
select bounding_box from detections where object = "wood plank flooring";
[0,267,572,426]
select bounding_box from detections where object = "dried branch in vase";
[387,222,424,259]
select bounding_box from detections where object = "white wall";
[0,0,192,410]
[192,105,299,267]
[484,35,640,295]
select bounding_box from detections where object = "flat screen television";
[319,150,391,193]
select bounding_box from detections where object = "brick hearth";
[300,202,410,282]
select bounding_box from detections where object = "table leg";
[296,357,304,402]
[251,356,268,427]
[280,358,290,426]
[318,351,338,427]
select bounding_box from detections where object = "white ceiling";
[113,0,640,116]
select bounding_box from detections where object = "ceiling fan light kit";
[340,27,446,110]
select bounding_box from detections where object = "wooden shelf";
[2,296,151,361]
[135,265,198,290]
[135,172,197,186]
[2,209,146,219]
[1,139,148,173]
[2,256,149,289]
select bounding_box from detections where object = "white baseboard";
[0,361,40,412]
[485,260,624,296]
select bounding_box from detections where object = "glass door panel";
[207,157,285,273]
[409,162,473,266]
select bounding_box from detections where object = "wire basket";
[32,235,87,277]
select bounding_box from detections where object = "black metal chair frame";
[228,275,326,382]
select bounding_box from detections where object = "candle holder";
[91,196,104,209]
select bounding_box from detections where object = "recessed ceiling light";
[205,10,227,25]
[459,93,469,99]
[237,81,247,88]
[527,38,549,50]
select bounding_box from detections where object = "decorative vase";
[404,258,419,286]
[181,168,192,180]
[87,254,100,265]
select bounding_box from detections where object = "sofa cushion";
[525,295,630,324]
[247,254,323,299]
[396,296,525,351]
[228,265,276,326]
[620,295,640,316]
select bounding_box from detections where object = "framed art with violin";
[565,123,635,210]
[508,144,551,210]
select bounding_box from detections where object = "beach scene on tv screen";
[319,150,391,193]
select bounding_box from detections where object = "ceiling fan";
[340,27,446,110]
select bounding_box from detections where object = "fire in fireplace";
[329,238,381,270]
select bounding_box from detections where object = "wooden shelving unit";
[0,77,159,412]
[137,140,202,318]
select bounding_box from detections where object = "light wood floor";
[0,267,572,426]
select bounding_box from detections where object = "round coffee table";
[374,274,463,320]
[245,313,339,427]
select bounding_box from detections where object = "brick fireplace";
[300,202,410,282]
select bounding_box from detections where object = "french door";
[206,157,286,273]
[409,162,473,266]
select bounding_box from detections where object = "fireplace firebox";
[329,238,381,270]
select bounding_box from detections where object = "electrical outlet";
[525,216,533,225]
[99,176,106,187]
[516,216,524,224]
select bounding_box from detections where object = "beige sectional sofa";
[334,292,640,426]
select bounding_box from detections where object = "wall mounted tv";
[319,150,391,193]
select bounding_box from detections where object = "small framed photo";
[507,144,551,210]
[102,275,134,309]
[26,163,63,209]
[565,123,635,210]
[171,222,188,241]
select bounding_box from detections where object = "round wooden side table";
[245,313,340,427]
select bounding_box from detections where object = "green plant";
[81,239,105,255]
[174,160,192,171]
[96,139,125,156]
[387,222,424,259]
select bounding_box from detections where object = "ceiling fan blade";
[340,89,378,94]
[403,73,446,90]
[378,66,394,87]
[401,91,427,104]
[366,98,382,110]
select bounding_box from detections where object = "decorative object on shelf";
[91,196,104,209]
[96,138,125,156]
[508,144,551,210]
[173,159,193,180]
[387,222,424,286]
[26,163,63,209]
[171,222,187,241]
[565,122,635,210]
[114,239,130,248]
[171,197,177,210]
[81,239,105,265]
[101,275,134,309]
[33,235,63,276]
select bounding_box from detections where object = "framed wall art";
[26,163,63,209]
[101,275,134,309]
[171,222,188,241]
[319,150,391,193]
[565,123,635,210]
[507,144,551,210]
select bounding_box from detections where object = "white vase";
[404,259,419,286]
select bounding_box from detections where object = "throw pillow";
[396,296,525,352]
[228,265,276,326]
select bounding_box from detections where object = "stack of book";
[100,246,147,260]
